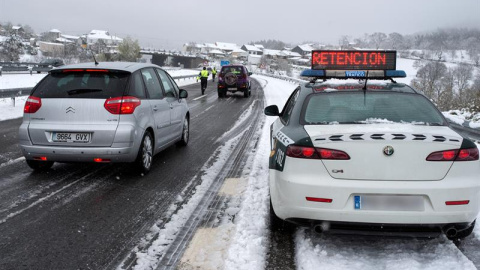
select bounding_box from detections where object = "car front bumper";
[270,157,480,225]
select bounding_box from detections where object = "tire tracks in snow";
[117,84,264,270]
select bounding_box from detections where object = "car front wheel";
[135,131,153,174]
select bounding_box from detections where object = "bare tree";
[387,32,404,50]
[411,61,448,105]
[370,32,387,49]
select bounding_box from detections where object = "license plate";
[354,195,424,211]
[52,132,91,143]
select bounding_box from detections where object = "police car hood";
[303,124,463,181]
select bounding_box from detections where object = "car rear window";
[221,66,244,74]
[32,70,130,98]
[302,92,446,125]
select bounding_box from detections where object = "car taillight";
[104,96,141,114]
[426,148,479,161]
[286,145,350,160]
[318,148,350,160]
[242,74,247,79]
[24,96,42,113]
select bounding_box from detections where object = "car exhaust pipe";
[314,222,330,234]
[444,226,458,238]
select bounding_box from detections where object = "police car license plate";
[52,132,91,143]
[354,195,424,211]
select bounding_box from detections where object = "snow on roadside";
[295,229,476,270]
[222,75,298,270]
[0,96,27,121]
[130,132,245,270]
[443,110,480,129]
[0,73,47,90]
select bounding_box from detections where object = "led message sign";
[312,50,396,70]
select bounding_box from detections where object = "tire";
[176,117,189,146]
[26,160,54,171]
[217,89,223,98]
[270,198,296,233]
[243,88,249,98]
[448,220,475,240]
[135,131,153,174]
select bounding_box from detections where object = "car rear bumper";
[218,82,249,90]
[19,143,137,163]
[270,158,480,225]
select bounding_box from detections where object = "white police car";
[265,50,480,239]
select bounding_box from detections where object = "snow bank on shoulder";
[0,96,27,121]
[295,228,476,270]
[0,73,47,90]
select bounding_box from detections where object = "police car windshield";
[302,92,446,125]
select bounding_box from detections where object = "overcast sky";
[1,0,479,49]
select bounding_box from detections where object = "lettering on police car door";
[276,148,285,167]
[275,131,294,146]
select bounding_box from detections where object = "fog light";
[94,158,110,163]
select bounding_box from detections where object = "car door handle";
[153,106,158,111]
[169,104,173,109]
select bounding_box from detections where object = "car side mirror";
[179,89,188,99]
[248,72,252,76]
[264,105,280,116]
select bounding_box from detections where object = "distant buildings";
[181,41,320,66]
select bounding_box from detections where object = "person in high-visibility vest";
[211,67,217,82]
[199,67,209,95]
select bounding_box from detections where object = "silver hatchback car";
[19,62,190,173]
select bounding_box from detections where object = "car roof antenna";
[363,70,369,106]
[362,70,369,90]
[89,49,99,66]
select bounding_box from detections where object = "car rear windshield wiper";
[67,89,103,95]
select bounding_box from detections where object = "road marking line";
[178,178,246,269]
[0,168,100,224]
[0,156,25,169]
[218,177,246,196]
[193,95,207,101]
[178,226,235,270]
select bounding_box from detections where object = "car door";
[141,67,170,149]
[156,68,184,142]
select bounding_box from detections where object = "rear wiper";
[427,122,444,126]
[67,89,103,95]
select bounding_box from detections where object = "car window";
[32,70,129,98]
[281,88,300,124]
[221,66,243,74]
[166,73,180,97]
[303,92,446,125]
[127,71,147,99]
[156,69,176,98]
[141,68,164,99]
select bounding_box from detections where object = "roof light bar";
[300,69,407,79]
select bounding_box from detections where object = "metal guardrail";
[252,72,307,85]
[0,74,199,99]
